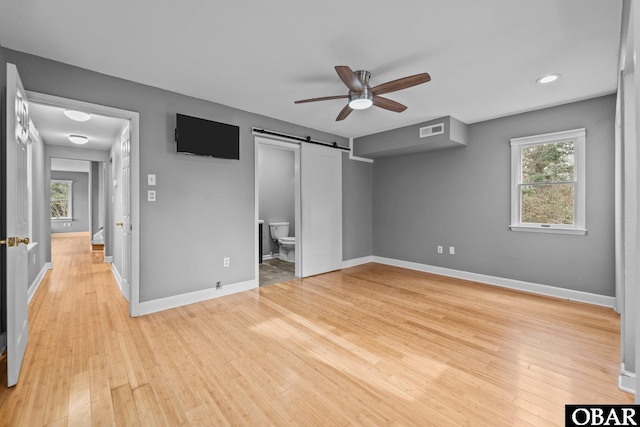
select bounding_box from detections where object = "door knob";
[116,222,124,227]
[0,237,16,247]
[16,237,29,245]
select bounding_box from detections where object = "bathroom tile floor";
[259,258,296,287]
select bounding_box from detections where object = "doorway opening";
[27,91,140,316]
[255,137,301,286]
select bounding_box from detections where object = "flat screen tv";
[175,114,240,160]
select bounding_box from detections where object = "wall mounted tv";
[175,114,240,160]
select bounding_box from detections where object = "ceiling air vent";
[420,123,445,138]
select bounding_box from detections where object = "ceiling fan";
[295,65,431,121]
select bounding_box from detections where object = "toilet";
[269,222,295,262]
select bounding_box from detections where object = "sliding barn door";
[300,143,342,277]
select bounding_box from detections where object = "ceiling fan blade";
[335,66,363,92]
[370,73,431,95]
[373,96,407,113]
[294,95,348,104]
[336,104,353,121]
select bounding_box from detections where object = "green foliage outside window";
[520,140,575,224]
[51,181,71,218]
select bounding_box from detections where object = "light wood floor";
[0,232,633,426]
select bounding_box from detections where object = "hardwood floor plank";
[132,383,165,426]
[88,355,116,426]
[0,233,633,426]
[111,384,140,426]
[116,329,149,390]
[68,371,92,426]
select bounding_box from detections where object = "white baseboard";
[342,256,374,269]
[111,264,130,303]
[262,254,274,261]
[138,279,258,316]
[619,367,637,394]
[28,262,53,304]
[104,256,113,263]
[372,256,616,308]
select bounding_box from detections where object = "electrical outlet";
[437,246,443,254]
[449,246,455,255]
[223,257,230,267]
[148,190,156,202]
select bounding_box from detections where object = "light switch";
[148,174,156,186]
[148,190,156,202]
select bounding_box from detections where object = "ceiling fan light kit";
[348,89,373,110]
[295,65,431,121]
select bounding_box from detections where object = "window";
[510,128,586,235]
[51,180,73,219]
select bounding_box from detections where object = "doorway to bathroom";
[254,132,343,286]
[255,138,300,286]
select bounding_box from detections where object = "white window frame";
[51,179,73,220]
[509,128,586,235]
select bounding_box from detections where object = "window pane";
[521,140,574,184]
[51,201,69,218]
[521,183,574,224]
[51,182,69,200]
[51,181,71,218]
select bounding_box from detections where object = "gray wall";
[258,145,295,256]
[4,48,370,303]
[369,95,616,296]
[27,130,48,289]
[50,171,90,233]
[342,152,373,260]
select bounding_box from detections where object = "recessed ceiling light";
[69,135,89,145]
[64,110,92,121]
[536,74,560,84]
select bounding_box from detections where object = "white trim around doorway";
[254,136,301,283]
[26,91,141,317]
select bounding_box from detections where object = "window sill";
[509,225,587,235]
[52,218,73,221]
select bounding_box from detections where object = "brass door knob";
[116,222,124,227]
[0,237,15,246]
[16,237,30,245]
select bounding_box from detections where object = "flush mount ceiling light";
[536,74,561,84]
[348,90,373,110]
[64,109,92,121]
[68,135,88,145]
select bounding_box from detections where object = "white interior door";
[121,127,132,309]
[300,143,342,277]
[5,63,30,387]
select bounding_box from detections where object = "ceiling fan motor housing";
[354,70,371,87]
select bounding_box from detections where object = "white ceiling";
[29,102,126,150]
[0,0,622,139]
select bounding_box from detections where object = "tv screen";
[175,114,240,160]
